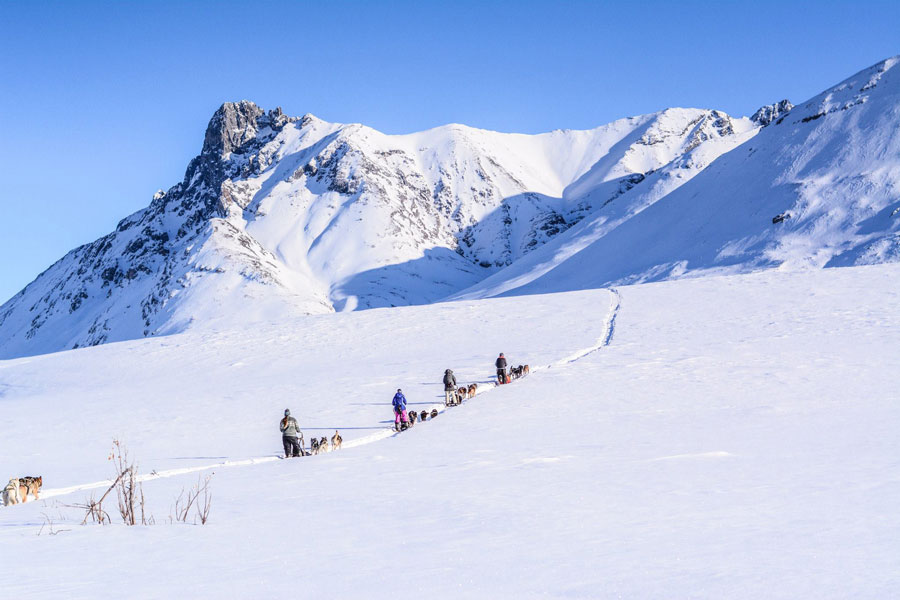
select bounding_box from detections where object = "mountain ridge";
[3,55,899,359]
[453,55,900,299]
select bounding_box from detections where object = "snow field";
[1,265,899,598]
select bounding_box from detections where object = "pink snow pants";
[394,408,408,424]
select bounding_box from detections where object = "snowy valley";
[1,55,899,599]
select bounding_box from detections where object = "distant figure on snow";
[443,369,457,406]
[496,353,508,384]
[392,388,409,431]
[280,409,302,458]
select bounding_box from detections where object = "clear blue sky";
[1,0,898,303]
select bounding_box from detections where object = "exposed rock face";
[0,102,758,358]
[751,99,794,126]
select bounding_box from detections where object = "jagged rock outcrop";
[751,99,794,126]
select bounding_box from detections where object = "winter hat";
[284,409,290,416]
[397,388,402,393]
[500,353,504,357]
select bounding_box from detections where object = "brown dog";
[18,476,42,502]
[430,408,438,419]
[467,383,477,397]
[457,387,467,402]
[331,430,343,450]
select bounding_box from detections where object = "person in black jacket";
[496,353,508,384]
[443,369,457,406]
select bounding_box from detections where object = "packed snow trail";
[22,289,620,505]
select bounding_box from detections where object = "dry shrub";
[172,473,213,525]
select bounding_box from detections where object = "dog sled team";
[280,352,530,456]
[279,409,342,459]
[3,476,42,506]
[495,352,529,385]
[3,354,535,503]
[442,370,478,407]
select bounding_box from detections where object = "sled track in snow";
[543,287,619,369]
[20,289,621,505]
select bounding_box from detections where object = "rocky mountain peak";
[202,101,264,157]
[202,101,293,158]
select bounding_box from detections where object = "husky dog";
[419,410,428,422]
[310,438,320,454]
[21,476,42,501]
[11,476,42,503]
[430,408,438,419]
[408,411,418,426]
[467,383,477,397]
[3,478,23,506]
[319,437,329,452]
[523,365,530,375]
[457,387,468,402]
[331,430,343,450]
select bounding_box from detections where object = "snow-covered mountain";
[0,101,755,358]
[455,56,900,299]
[2,56,899,358]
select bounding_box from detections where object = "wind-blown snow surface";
[1,264,898,598]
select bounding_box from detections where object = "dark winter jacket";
[443,371,457,390]
[495,356,507,370]
[392,392,407,411]
[280,416,301,438]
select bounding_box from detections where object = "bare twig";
[110,439,145,525]
[197,474,213,525]
[173,474,213,525]
[38,512,70,536]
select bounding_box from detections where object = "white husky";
[3,478,23,506]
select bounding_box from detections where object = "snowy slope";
[0,264,898,598]
[0,103,754,358]
[455,56,900,299]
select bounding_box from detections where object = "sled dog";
[22,476,42,501]
[3,478,23,506]
[467,383,477,397]
[331,430,343,450]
